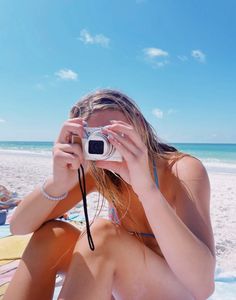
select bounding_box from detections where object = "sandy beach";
[1,151,235,273]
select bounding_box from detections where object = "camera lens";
[88,140,104,154]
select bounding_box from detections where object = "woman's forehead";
[87,109,130,127]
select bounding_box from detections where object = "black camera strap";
[78,165,95,251]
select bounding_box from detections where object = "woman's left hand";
[95,120,156,197]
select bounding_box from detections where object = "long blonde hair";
[70,89,189,238]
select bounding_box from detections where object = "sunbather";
[4,89,216,300]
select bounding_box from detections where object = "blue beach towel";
[208,268,236,300]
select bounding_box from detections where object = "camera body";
[77,127,123,161]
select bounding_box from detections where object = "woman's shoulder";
[156,154,199,181]
[170,154,205,179]
[159,154,206,204]
[166,154,208,206]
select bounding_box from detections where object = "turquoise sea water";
[0,141,53,156]
[172,143,236,173]
[173,143,236,163]
[0,141,236,173]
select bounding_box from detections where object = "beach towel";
[0,235,31,299]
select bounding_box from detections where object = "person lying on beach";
[4,89,216,300]
[0,185,21,210]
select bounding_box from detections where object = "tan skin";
[4,110,215,300]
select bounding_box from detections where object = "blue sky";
[0,0,235,143]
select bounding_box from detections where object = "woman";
[4,89,216,300]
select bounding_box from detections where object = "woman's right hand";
[50,117,87,194]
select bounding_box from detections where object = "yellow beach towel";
[0,234,31,299]
[0,234,31,265]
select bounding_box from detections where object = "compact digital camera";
[73,127,123,161]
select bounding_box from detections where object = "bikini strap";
[152,158,159,188]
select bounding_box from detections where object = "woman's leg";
[58,218,116,300]
[59,218,195,300]
[3,220,81,300]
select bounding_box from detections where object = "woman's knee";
[91,218,117,236]
[34,219,80,241]
[23,220,81,272]
[76,218,120,255]
[30,220,80,250]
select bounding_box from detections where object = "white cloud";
[0,118,6,123]
[152,108,177,119]
[143,48,169,68]
[191,49,206,63]
[152,108,163,119]
[79,29,110,47]
[55,69,78,81]
[144,48,169,58]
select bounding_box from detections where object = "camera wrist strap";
[78,165,95,251]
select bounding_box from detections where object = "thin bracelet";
[40,180,68,201]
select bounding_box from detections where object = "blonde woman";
[4,90,216,300]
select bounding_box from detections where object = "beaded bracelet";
[40,180,68,201]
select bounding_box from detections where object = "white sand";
[209,172,236,272]
[0,152,235,272]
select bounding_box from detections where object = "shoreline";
[1,149,236,174]
[0,152,235,272]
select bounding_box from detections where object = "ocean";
[0,141,236,173]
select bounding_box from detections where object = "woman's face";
[86,109,131,127]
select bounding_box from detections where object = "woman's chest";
[116,181,176,255]
[118,172,175,230]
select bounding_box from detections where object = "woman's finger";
[102,128,139,157]
[67,117,87,124]
[56,121,85,144]
[107,133,136,163]
[104,122,144,149]
[53,149,82,170]
[54,143,84,161]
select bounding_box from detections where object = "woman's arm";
[10,117,94,235]
[138,157,216,300]
[10,172,96,235]
[96,121,215,298]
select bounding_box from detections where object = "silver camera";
[79,127,123,161]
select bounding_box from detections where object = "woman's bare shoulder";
[170,154,206,181]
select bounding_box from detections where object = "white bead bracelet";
[40,180,68,201]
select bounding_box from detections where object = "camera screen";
[88,140,104,154]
